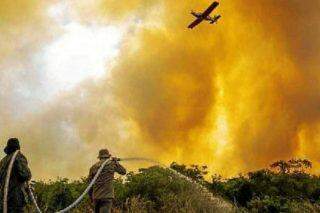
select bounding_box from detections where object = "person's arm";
[113,161,126,175]
[14,154,31,182]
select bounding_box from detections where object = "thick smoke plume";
[1,0,320,179]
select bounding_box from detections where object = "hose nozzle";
[111,157,121,161]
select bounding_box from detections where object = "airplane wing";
[188,18,203,29]
[202,1,219,17]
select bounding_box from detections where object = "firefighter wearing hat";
[88,149,126,213]
[0,138,31,212]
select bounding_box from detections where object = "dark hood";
[4,138,20,155]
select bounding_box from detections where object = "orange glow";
[1,0,320,179]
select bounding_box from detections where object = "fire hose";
[3,150,20,213]
[4,153,229,212]
[3,150,113,213]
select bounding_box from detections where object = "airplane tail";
[210,15,221,24]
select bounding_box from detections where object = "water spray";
[4,154,232,213]
[119,157,230,207]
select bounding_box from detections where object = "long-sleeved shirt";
[88,159,126,200]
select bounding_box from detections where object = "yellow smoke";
[102,0,320,175]
[1,0,320,179]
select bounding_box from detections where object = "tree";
[270,160,290,174]
[288,159,312,173]
[270,159,312,174]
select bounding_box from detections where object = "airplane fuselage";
[191,11,220,23]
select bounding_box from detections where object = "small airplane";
[188,1,221,29]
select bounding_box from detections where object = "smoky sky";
[1,0,320,179]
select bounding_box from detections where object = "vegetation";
[27,159,320,212]
[209,159,320,212]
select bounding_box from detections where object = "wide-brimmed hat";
[98,149,111,159]
[4,138,20,155]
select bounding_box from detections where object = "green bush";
[28,159,320,212]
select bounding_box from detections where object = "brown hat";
[98,149,111,159]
